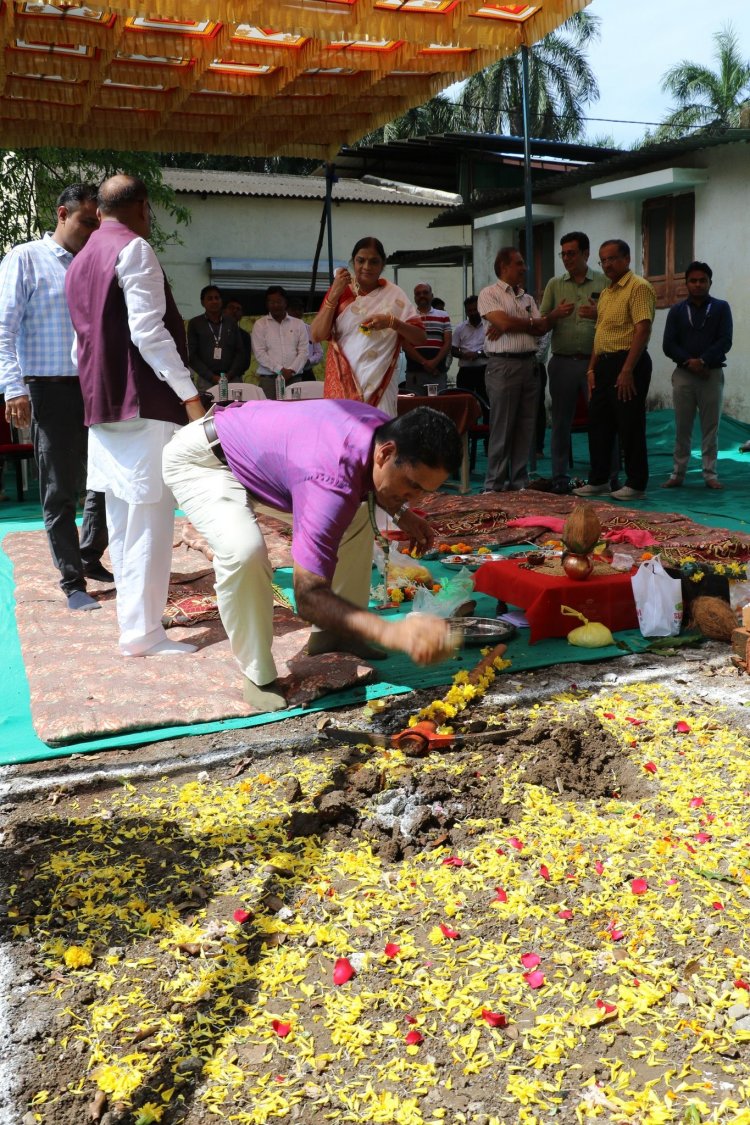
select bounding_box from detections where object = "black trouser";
[587,350,652,491]
[456,364,488,418]
[28,381,107,595]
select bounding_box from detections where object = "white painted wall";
[156,192,475,330]
[470,141,749,419]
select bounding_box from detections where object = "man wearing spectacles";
[539,231,606,494]
[573,239,655,502]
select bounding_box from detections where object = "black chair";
[0,411,34,501]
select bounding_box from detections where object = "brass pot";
[562,552,593,581]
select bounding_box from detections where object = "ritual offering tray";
[441,553,506,571]
[452,617,517,646]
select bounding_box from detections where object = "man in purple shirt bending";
[163,400,462,712]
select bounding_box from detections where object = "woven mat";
[4,525,372,746]
[420,493,750,563]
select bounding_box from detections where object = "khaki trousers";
[163,418,374,685]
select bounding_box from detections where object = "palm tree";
[456,10,600,140]
[658,24,750,139]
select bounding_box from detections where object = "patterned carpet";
[4,517,371,746]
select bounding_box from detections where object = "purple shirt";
[213,398,387,580]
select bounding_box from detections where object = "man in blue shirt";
[662,260,733,490]
[0,183,110,609]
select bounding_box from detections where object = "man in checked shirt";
[0,183,111,610]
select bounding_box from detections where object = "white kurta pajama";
[78,237,196,654]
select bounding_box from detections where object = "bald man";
[65,174,206,657]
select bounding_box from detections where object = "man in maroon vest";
[66,174,206,656]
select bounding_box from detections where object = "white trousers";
[105,487,176,655]
[162,418,375,685]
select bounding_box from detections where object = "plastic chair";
[206,382,266,402]
[0,412,34,501]
[443,387,490,471]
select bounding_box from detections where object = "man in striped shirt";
[0,183,110,610]
[402,282,452,393]
[478,247,573,492]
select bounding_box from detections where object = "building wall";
[157,192,474,329]
[470,143,749,420]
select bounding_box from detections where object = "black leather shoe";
[84,562,115,583]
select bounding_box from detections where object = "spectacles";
[558,249,579,259]
[599,256,623,266]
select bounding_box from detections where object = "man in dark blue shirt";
[662,260,732,490]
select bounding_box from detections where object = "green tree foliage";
[457,10,600,139]
[356,11,600,147]
[0,147,190,256]
[657,24,750,139]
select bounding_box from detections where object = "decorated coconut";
[561,505,601,581]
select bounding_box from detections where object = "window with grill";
[642,193,694,308]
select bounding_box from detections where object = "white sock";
[124,640,198,657]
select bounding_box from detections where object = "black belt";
[24,376,79,384]
[202,415,227,465]
[489,351,536,359]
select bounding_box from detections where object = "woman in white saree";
[311,237,426,417]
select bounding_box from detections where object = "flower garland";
[408,646,511,729]
[670,556,749,584]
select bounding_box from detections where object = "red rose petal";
[233,908,252,924]
[523,970,545,989]
[609,928,625,942]
[333,957,356,985]
[643,761,657,774]
[594,861,604,875]
[558,909,573,920]
[493,887,508,903]
[481,1009,508,1028]
[735,979,750,991]
[405,1030,423,1046]
[405,1014,418,1025]
[539,864,551,881]
[675,720,691,733]
[694,832,712,844]
[439,923,460,940]
[596,999,617,1015]
[712,901,724,911]
[602,712,615,719]
[689,796,705,808]
[441,856,466,867]
[271,1019,292,1038]
[626,717,644,726]
[508,837,524,851]
[630,878,649,895]
[521,951,541,969]
[384,943,401,959]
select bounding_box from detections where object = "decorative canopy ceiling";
[0,0,591,158]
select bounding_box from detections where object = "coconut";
[563,505,601,555]
[690,596,736,642]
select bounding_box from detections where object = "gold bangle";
[389,315,396,329]
[324,298,337,310]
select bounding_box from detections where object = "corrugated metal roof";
[162,169,460,209]
[429,128,750,227]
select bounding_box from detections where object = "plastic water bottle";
[218,372,228,401]
[275,372,285,400]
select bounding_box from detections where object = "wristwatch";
[393,502,410,526]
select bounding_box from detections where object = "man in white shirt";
[451,294,487,406]
[65,174,206,657]
[0,183,110,610]
[478,247,572,491]
[251,286,309,398]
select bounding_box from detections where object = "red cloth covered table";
[473,559,638,644]
[397,393,481,493]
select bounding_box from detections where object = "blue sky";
[583,0,750,145]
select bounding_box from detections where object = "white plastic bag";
[631,558,683,637]
[412,568,475,618]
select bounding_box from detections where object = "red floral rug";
[4,518,371,746]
